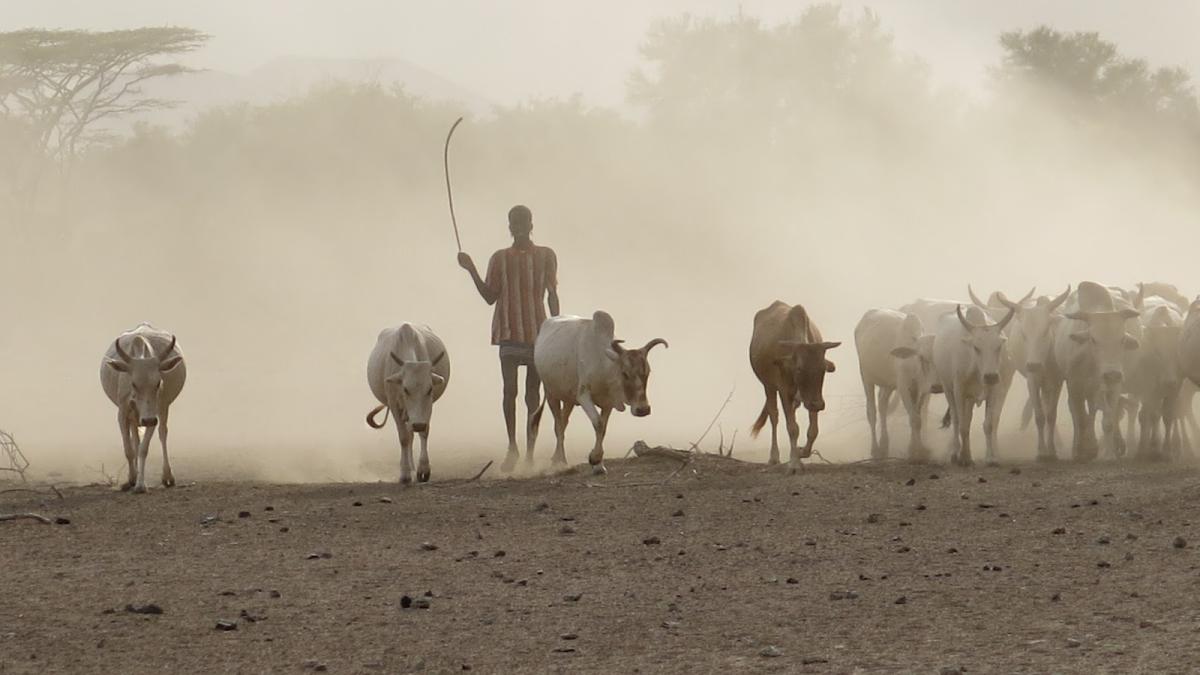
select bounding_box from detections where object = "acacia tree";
[0,27,209,210]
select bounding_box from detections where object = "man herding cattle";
[457,205,560,471]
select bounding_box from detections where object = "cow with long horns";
[366,323,450,483]
[100,323,187,493]
[932,304,1016,466]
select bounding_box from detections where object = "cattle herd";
[98,281,1200,492]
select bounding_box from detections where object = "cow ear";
[605,348,620,362]
[824,360,836,373]
[890,346,917,359]
[159,356,183,372]
[385,372,404,384]
[1123,334,1140,350]
[431,373,445,386]
[431,351,445,367]
[1069,331,1089,344]
[821,341,841,350]
[106,359,130,373]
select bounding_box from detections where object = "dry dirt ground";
[4,453,1200,674]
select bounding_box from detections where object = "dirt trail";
[3,454,1200,674]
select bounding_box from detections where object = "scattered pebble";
[1051,593,1061,602]
[915,505,926,511]
[643,536,661,545]
[560,525,576,535]
[124,603,163,615]
[214,620,238,631]
[269,591,281,599]
[237,511,251,519]
[420,542,439,551]
[1097,536,1110,545]
[493,550,506,558]
[866,513,881,524]
[977,477,987,484]
[1066,638,1081,649]
[1174,537,1188,549]
[947,547,959,554]
[940,668,963,675]
[400,595,413,609]
[1010,468,1022,475]
[1097,561,1111,568]
[54,517,70,525]
[378,497,392,504]
[929,474,940,480]
[560,633,578,641]
[785,578,799,585]
[759,646,783,658]
[1052,527,1066,535]
[534,502,550,512]
[302,660,327,672]
[352,501,363,507]
[894,596,908,605]
[672,510,684,517]
[563,593,583,602]
[803,657,830,665]
[413,597,431,609]
[829,590,859,601]
[904,478,916,486]
[264,506,274,512]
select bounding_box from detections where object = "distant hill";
[124,56,492,131]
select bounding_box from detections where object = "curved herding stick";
[444,116,464,252]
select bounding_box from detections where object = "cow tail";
[530,396,546,435]
[940,406,952,430]
[366,405,390,429]
[1020,397,1034,431]
[750,401,770,439]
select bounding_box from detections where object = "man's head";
[508,204,533,239]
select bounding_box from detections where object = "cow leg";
[1028,376,1047,457]
[792,408,820,472]
[876,388,892,459]
[956,395,975,467]
[983,393,999,465]
[1068,385,1098,461]
[524,364,542,465]
[392,405,414,485]
[779,389,801,463]
[1137,404,1154,460]
[133,420,154,494]
[863,380,880,458]
[416,430,431,483]
[551,400,571,467]
[119,408,137,492]
[1043,377,1064,459]
[158,406,175,488]
[587,407,612,475]
[942,387,960,464]
[499,355,520,472]
[763,385,781,465]
[1099,392,1122,459]
[902,386,927,461]
[579,392,608,475]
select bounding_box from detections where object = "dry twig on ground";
[0,512,52,524]
[0,485,64,500]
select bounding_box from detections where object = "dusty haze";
[2,3,1198,482]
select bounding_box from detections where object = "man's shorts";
[498,341,535,367]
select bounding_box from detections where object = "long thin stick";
[443,116,465,252]
[688,386,735,453]
[0,512,52,524]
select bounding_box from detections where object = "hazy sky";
[6,1,1200,107]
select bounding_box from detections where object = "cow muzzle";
[411,422,429,433]
[1026,362,1043,374]
[930,384,944,394]
[983,373,1000,386]
[140,417,158,428]
[632,406,651,418]
[1103,371,1123,386]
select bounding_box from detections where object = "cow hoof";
[417,470,431,483]
[767,457,781,466]
[162,476,175,488]
[591,463,607,476]
[132,484,148,494]
[500,454,519,474]
[985,461,1000,468]
[1036,454,1058,463]
[399,475,413,486]
[119,481,135,492]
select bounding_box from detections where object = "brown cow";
[749,301,841,471]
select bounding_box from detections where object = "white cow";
[1126,303,1185,460]
[855,310,938,460]
[366,323,450,484]
[100,323,186,493]
[1001,287,1072,460]
[1051,281,1140,461]
[1181,296,1200,406]
[534,311,667,474]
[933,305,1015,466]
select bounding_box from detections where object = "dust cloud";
[2,5,1198,482]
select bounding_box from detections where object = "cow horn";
[1065,311,1090,322]
[996,306,1017,331]
[114,338,132,363]
[641,338,669,353]
[955,305,977,332]
[390,351,405,367]
[1018,286,1037,305]
[610,339,626,354]
[1049,285,1071,311]
[1134,283,1145,310]
[994,291,1020,311]
[431,351,445,367]
[155,335,177,362]
[967,285,989,309]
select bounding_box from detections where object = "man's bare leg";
[524,363,542,464]
[500,355,520,472]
